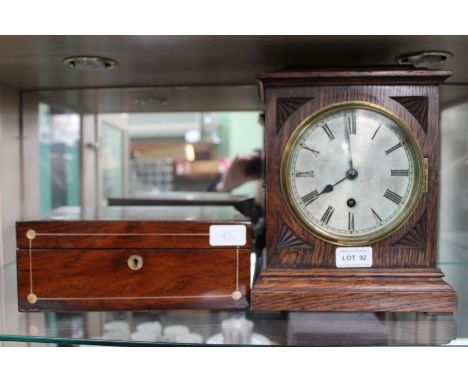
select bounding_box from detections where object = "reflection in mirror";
[101,120,125,198]
[124,111,263,197]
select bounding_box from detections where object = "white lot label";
[336,247,373,268]
[209,225,246,246]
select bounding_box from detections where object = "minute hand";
[345,115,354,170]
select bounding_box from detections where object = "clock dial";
[282,104,423,245]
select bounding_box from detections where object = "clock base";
[251,268,457,313]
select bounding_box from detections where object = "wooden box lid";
[16,206,252,250]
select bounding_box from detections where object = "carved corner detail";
[272,217,314,268]
[391,96,428,133]
[276,97,312,134]
[275,217,313,250]
[391,213,427,249]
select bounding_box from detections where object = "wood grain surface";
[264,84,439,268]
[16,206,252,250]
[252,268,457,312]
[18,248,250,311]
[252,67,458,312]
[16,206,252,311]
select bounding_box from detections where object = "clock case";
[251,67,458,313]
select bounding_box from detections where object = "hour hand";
[320,184,334,194]
[320,175,347,195]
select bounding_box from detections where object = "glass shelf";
[1,259,466,346]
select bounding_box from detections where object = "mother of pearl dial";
[283,106,422,244]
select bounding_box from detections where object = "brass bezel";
[280,101,424,246]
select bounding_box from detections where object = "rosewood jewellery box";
[16,206,252,311]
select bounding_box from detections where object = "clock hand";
[319,167,359,195]
[344,115,354,170]
[319,175,347,195]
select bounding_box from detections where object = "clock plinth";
[252,67,458,313]
[252,268,457,312]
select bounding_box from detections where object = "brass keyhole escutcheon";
[127,255,143,271]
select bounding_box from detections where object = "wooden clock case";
[251,67,458,313]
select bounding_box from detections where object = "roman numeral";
[295,171,314,177]
[371,208,382,224]
[385,142,403,155]
[301,189,319,206]
[300,143,320,157]
[346,114,356,134]
[383,189,402,204]
[391,169,409,176]
[321,123,335,141]
[320,205,335,224]
[371,124,381,140]
[348,212,354,231]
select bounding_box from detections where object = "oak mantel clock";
[251,67,458,313]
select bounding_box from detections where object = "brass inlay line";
[29,239,33,294]
[35,232,209,237]
[26,230,243,303]
[231,247,242,300]
[27,239,37,304]
[236,246,239,291]
[36,295,233,301]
